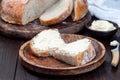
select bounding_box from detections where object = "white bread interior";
[22,0,58,25]
[40,0,73,25]
[1,0,58,25]
[53,38,96,66]
[72,0,88,21]
[29,29,65,57]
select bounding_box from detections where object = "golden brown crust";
[40,0,73,25]
[76,52,84,65]
[72,0,88,21]
[1,0,29,25]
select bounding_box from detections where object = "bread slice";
[72,0,88,21]
[1,0,57,25]
[29,29,65,57]
[40,0,73,25]
[53,38,96,66]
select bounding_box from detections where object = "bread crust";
[40,0,73,25]
[1,0,29,25]
[72,0,88,21]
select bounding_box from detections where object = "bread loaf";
[53,38,96,66]
[29,29,65,57]
[40,0,73,25]
[72,0,88,21]
[1,0,57,25]
[1,0,88,25]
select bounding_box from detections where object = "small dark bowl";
[85,20,119,39]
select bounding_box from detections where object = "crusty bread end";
[72,0,88,21]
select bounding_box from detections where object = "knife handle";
[111,50,119,67]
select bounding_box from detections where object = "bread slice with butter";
[29,29,96,66]
[29,29,65,57]
[53,38,96,66]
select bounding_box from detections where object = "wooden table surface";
[0,0,120,79]
[0,25,119,80]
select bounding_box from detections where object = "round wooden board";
[19,34,106,75]
[0,12,91,39]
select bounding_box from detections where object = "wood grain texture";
[0,12,91,39]
[0,36,24,80]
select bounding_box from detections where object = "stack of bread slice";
[29,29,96,66]
[1,0,88,25]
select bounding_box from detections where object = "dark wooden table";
[0,25,119,80]
[0,0,120,79]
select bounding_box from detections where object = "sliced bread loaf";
[1,0,57,25]
[29,29,65,57]
[53,38,96,66]
[40,0,73,25]
[72,0,88,21]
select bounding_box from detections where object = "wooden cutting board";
[0,12,91,39]
[19,34,106,75]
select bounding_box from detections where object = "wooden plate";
[0,12,91,39]
[19,34,106,75]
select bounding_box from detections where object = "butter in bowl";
[85,20,118,39]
